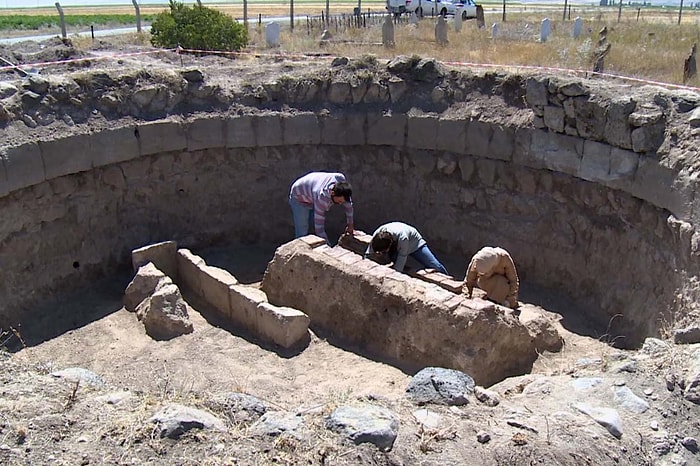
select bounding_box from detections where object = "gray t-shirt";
[365,222,426,272]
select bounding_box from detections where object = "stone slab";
[437,118,467,154]
[39,134,93,180]
[132,241,178,281]
[229,284,268,334]
[91,126,140,168]
[256,113,284,146]
[406,115,438,150]
[321,113,365,145]
[283,113,321,145]
[2,142,44,194]
[200,265,239,316]
[366,113,406,147]
[580,139,611,182]
[226,114,256,148]
[256,302,310,349]
[187,116,225,152]
[488,124,515,161]
[466,120,492,158]
[176,249,206,297]
[137,120,187,156]
[0,154,8,198]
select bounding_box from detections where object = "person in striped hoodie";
[289,172,354,244]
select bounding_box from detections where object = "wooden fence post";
[131,0,141,33]
[54,2,67,39]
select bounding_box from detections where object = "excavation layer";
[1,55,699,348]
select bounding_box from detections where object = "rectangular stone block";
[187,116,225,152]
[132,241,178,281]
[256,302,310,349]
[338,231,371,256]
[176,249,206,296]
[2,142,44,194]
[535,131,583,176]
[39,134,93,180]
[256,113,283,146]
[229,284,268,334]
[465,120,492,157]
[580,140,612,182]
[200,265,239,316]
[406,115,438,150]
[283,113,320,145]
[137,120,187,156]
[91,126,140,168]
[628,156,690,219]
[226,114,256,148]
[367,113,406,147]
[437,118,467,154]
[321,113,366,145]
[299,234,327,248]
[488,125,515,161]
[609,147,639,179]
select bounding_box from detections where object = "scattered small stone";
[512,432,528,446]
[681,437,698,453]
[644,388,654,396]
[507,420,538,433]
[650,421,659,431]
[413,408,441,430]
[474,386,500,406]
[476,432,491,444]
[613,380,626,387]
[652,441,671,455]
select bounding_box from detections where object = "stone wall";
[1,58,699,347]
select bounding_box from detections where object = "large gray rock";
[149,403,226,439]
[325,404,399,451]
[406,367,475,405]
[136,283,193,340]
[574,403,623,439]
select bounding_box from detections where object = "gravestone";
[410,11,419,25]
[540,17,551,42]
[573,17,583,39]
[476,5,485,28]
[454,7,463,32]
[491,22,498,39]
[265,22,280,48]
[382,15,395,47]
[435,16,448,45]
[684,43,697,83]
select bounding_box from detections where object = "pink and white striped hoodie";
[290,172,354,241]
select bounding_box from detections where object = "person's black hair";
[371,231,394,253]
[331,181,352,202]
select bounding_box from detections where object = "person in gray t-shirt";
[364,222,448,275]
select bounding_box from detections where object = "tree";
[150,1,248,52]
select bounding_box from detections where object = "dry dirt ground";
[1,36,699,466]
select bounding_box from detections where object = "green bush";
[150,0,247,52]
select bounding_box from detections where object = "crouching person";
[365,222,448,275]
[463,246,519,309]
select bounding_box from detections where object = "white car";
[417,0,458,17]
[451,0,479,20]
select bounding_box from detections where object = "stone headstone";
[382,14,395,47]
[540,17,551,42]
[491,22,498,39]
[265,22,280,48]
[454,7,462,32]
[409,11,419,25]
[573,16,583,39]
[435,15,448,45]
[476,5,485,28]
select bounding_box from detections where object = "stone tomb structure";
[1,55,700,374]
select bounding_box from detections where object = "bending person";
[364,222,448,275]
[289,172,354,244]
[463,246,519,308]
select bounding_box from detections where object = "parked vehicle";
[451,0,479,20]
[420,0,458,17]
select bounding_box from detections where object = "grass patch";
[0,14,157,31]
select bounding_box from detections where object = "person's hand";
[345,224,355,235]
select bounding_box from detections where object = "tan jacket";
[463,247,519,308]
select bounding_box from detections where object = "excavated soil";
[1,36,699,466]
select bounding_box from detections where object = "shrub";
[150,0,247,52]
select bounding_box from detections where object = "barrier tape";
[1,44,698,93]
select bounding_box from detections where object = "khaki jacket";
[463,247,519,308]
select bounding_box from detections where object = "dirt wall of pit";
[1,58,699,346]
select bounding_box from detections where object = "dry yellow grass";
[257,9,700,87]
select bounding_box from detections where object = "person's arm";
[313,197,332,242]
[463,260,478,298]
[364,243,373,259]
[344,202,354,235]
[502,253,520,308]
[392,237,409,272]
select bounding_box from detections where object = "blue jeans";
[411,245,448,275]
[289,196,314,238]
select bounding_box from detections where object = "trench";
[0,132,692,353]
